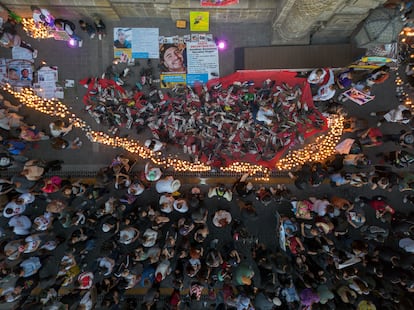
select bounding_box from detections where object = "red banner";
[201,0,239,7]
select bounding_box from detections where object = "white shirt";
[384,104,411,124]
[399,237,414,253]
[173,199,189,213]
[32,9,54,26]
[3,202,26,218]
[155,260,171,281]
[19,193,35,204]
[310,198,330,217]
[213,210,232,227]
[313,84,336,101]
[8,215,31,235]
[145,139,164,152]
[24,235,41,253]
[127,183,144,196]
[33,212,53,231]
[119,227,139,245]
[307,69,327,85]
[256,107,274,125]
[142,228,158,247]
[159,195,174,213]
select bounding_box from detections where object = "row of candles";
[2,82,344,176]
[21,18,53,39]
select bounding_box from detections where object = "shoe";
[98,34,102,40]
[370,112,376,116]
[90,33,96,39]
[32,49,38,59]
[403,195,408,203]
[377,122,382,127]
[78,40,83,47]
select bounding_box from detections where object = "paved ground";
[0,15,412,310]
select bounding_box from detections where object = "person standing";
[94,16,106,40]
[78,20,96,39]
[54,19,83,47]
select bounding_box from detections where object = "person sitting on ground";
[358,195,395,224]
[54,18,83,46]
[307,68,327,85]
[31,5,54,27]
[144,139,165,153]
[372,104,412,127]
[336,69,354,89]
[0,31,38,58]
[313,84,336,101]
[18,124,49,142]
[366,65,390,86]
[356,127,383,147]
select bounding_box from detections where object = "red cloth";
[207,70,328,168]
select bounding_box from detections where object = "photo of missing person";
[159,43,186,73]
[114,28,132,49]
[20,68,31,81]
[7,68,19,81]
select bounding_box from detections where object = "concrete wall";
[1,0,387,45]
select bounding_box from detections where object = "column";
[272,0,343,44]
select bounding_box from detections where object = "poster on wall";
[36,66,59,99]
[12,46,34,61]
[189,11,210,32]
[159,36,187,88]
[186,39,219,85]
[159,34,219,87]
[200,0,239,6]
[5,59,33,87]
[113,27,159,60]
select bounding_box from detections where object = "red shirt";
[368,199,395,214]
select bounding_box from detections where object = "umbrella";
[353,7,404,48]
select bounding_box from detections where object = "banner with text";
[186,40,219,85]
[159,34,219,87]
[113,27,159,60]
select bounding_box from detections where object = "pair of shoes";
[32,49,38,59]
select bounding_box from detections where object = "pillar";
[272,0,343,44]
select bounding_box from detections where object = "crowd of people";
[0,61,412,309]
